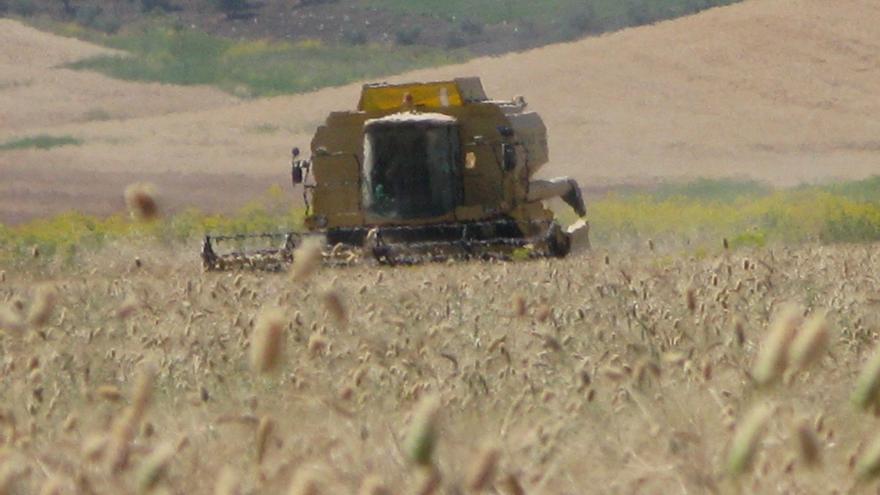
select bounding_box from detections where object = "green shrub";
[9,0,36,16]
[139,0,175,12]
[459,19,484,36]
[212,0,251,18]
[0,190,306,267]
[586,178,880,247]
[652,178,772,202]
[68,24,460,96]
[247,123,279,134]
[820,204,880,243]
[567,6,600,35]
[341,29,368,45]
[729,230,767,249]
[54,1,742,97]
[0,135,82,151]
[820,176,880,203]
[364,0,741,31]
[394,26,422,46]
[82,108,113,121]
[58,0,74,16]
[625,0,665,25]
[444,31,467,49]
[75,4,102,24]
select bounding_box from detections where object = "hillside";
[2,0,740,56]
[0,19,238,129]
[3,0,880,223]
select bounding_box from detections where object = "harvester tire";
[547,223,571,258]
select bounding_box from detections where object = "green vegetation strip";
[3,178,880,266]
[365,0,740,27]
[65,24,461,97]
[581,177,880,247]
[0,194,304,266]
[0,135,82,151]
[45,0,741,97]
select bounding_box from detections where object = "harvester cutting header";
[203,77,588,270]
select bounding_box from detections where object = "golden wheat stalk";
[415,466,442,495]
[106,366,155,473]
[96,385,123,402]
[256,415,275,464]
[852,344,880,413]
[287,468,321,495]
[726,402,772,476]
[357,475,390,495]
[499,473,526,495]
[513,295,527,317]
[0,306,24,335]
[213,468,240,495]
[467,445,500,492]
[250,308,286,373]
[38,477,64,495]
[790,311,830,371]
[406,395,441,467]
[795,420,821,467]
[27,284,57,328]
[857,433,880,482]
[321,290,348,327]
[136,443,175,494]
[752,305,800,386]
[290,237,324,282]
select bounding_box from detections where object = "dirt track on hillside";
[2,0,880,223]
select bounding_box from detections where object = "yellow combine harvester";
[202,77,588,269]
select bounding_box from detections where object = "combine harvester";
[202,77,589,270]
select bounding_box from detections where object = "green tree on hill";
[58,0,74,16]
[212,0,251,18]
[140,0,175,13]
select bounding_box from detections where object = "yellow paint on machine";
[358,81,463,112]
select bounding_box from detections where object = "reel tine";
[201,231,301,272]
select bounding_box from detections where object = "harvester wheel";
[547,223,571,258]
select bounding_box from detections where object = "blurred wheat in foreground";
[1,239,880,493]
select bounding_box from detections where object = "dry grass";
[1,239,880,493]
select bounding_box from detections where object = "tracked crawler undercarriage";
[202,78,589,271]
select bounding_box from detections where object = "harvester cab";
[203,77,588,270]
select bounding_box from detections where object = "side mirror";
[291,147,304,185]
[501,143,517,172]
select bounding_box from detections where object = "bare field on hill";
[0,164,277,225]
[1,242,880,493]
[4,0,880,223]
[0,19,237,133]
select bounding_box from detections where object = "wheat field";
[1,238,880,493]
[4,1,880,492]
